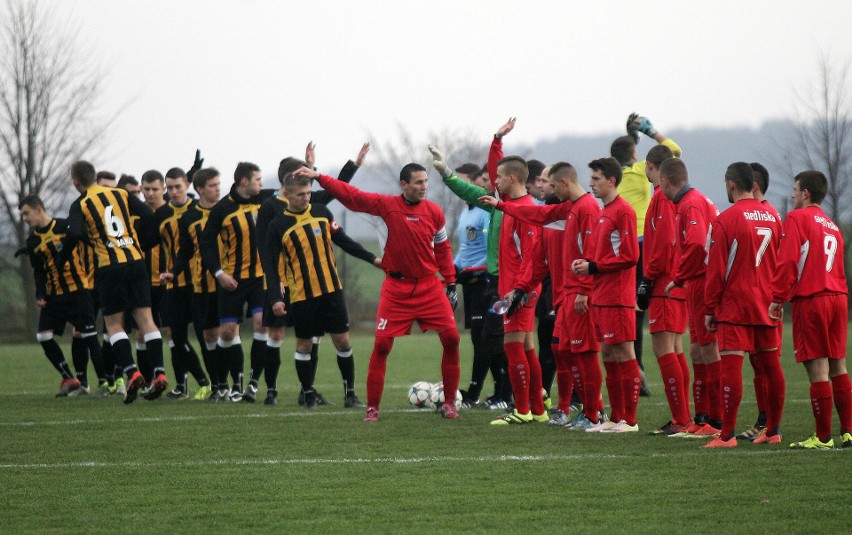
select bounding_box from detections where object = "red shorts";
[648,297,687,334]
[791,294,848,363]
[592,306,636,346]
[375,276,457,337]
[686,278,715,346]
[716,323,780,353]
[557,295,600,353]
[502,293,537,333]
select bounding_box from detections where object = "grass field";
[1,326,851,534]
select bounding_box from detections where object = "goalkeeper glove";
[428,145,453,179]
[187,149,204,181]
[633,116,659,138]
[626,112,640,143]
[446,284,459,311]
[636,277,653,311]
[505,289,526,318]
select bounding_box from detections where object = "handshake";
[626,113,659,144]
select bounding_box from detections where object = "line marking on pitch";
[2,448,845,471]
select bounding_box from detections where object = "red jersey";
[590,195,639,307]
[705,198,781,325]
[497,194,542,297]
[771,205,847,302]
[672,186,718,285]
[644,187,685,299]
[314,175,455,283]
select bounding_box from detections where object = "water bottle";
[489,290,538,315]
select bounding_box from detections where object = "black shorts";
[262,291,291,328]
[481,275,505,351]
[289,291,349,340]
[38,291,97,335]
[165,286,194,329]
[218,276,264,324]
[96,261,152,316]
[461,277,489,330]
[192,291,219,330]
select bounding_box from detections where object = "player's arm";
[702,222,728,331]
[513,220,541,292]
[297,167,384,216]
[493,198,568,226]
[517,226,547,295]
[56,200,85,268]
[642,207,668,282]
[166,214,194,282]
[260,218,288,310]
[129,193,158,250]
[769,215,804,305]
[255,200,276,252]
[441,174,493,211]
[487,118,515,192]
[199,204,225,277]
[330,226,378,266]
[25,238,48,301]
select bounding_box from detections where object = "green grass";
[1,327,850,534]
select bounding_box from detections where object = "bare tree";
[0,0,106,337]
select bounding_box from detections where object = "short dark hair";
[646,144,674,167]
[18,194,44,210]
[165,167,187,181]
[277,157,307,185]
[526,159,545,186]
[284,173,312,191]
[795,170,828,204]
[725,162,755,193]
[497,156,529,183]
[659,158,688,186]
[455,163,480,176]
[234,162,260,184]
[588,157,623,186]
[141,170,164,184]
[548,162,578,183]
[96,170,116,184]
[117,174,138,189]
[610,136,636,166]
[400,162,427,183]
[72,161,97,187]
[750,162,769,194]
[192,167,220,191]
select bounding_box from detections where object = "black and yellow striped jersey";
[65,185,156,270]
[200,186,275,281]
[132,210,166,287]
[26,218,92,297]
[154,198,196,289]
[172,202,219,294]
[262,204,345,303]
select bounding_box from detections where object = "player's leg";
[753,325,785,442]
[293,336,316,409]
[36,326,77,395]
[261,325,284,406]
[608,340,640,432]
[460,278,489,407]
[524,329,547,419]
[827,296,850,446]
[651,330,690,433]
[245,311,266,402]
[537,308,556,405]
[325,291,362,408]
[364,335,395,420]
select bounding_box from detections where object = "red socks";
[831,373,852,434]
[719,354,744,440]
[706,359,723,421]
[658,352,690,425]
[692,363,707,417]
[439,329,461,406]
[581,352,602,421]
[756,350,785,433]
[366,336,394,408]
[553,346,574,412]
[618,359,641,426]
[504,342,530,414]
[525,347,545,415]
[810,381,833,441]
[603,360,623,423]
[749,354,769,415]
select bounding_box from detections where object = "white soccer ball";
[428,381,463,410]
[408,381,433,408]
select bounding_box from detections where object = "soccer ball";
[408,381,433,408]
[428,381,463,410]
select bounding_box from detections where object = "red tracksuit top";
[644,187,685,299]
[672,187,718,285]
[590,195,639,307]
[704,198,781,325]
[314,175,455,283]
[771,205,848,302]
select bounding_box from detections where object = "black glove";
[626,112,640,144]
[636,276,653,311]
[14,247,29,258]
[446,284,459,311]
[187,149,204,181]
[505,289,526,318]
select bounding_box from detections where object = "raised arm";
[488,117,515,192]
[295,167,385,216]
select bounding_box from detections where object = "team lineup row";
[18,114,850,449]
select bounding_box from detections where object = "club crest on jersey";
[313,227,322,236]
[466,226,476,241]
[54,242,64,252]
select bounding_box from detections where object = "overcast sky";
[63,0,852,180]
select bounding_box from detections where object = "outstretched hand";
[477,195,498,208]
[305,141,316,168]
[356,142,371,166]
[496,117,516,139]
[428,144,452,178]
[292,166,320,180]
[626,113,640,143]
[188,149,204,180]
